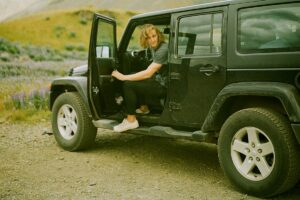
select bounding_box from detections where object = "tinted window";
[177,12,222,57]
[238,3,300,53]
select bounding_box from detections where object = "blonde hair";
[140,24,165,48]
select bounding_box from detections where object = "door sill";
[92,119,211,142]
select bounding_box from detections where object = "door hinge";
[92,86,99,95]
[169,101,181,111]
[170,72,181,80]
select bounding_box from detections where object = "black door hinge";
[169,101,182,111]
[170,72,181,80]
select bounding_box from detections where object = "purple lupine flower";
[29,89,40,109]
[11,91,26,109]
[29,89,38,101]
[39,87,49,98]
[18,91,26,109]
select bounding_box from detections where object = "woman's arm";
[112,62,162,81]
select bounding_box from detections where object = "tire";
[218,107,300,197]
[52,92,97,151]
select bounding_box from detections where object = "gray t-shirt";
[151,42,168,65]
[150,42,168,87]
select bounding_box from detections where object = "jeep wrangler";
[49,0,300,197]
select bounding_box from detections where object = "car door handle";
[199,64,220,76]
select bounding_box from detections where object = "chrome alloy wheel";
[57,104,78,140]
[231,127,275,181]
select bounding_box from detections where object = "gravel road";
[1,122,300,200]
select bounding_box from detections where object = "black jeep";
[49,0,300,197]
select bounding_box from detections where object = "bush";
[65,43,86,52]
[79,18,87,25]
[0,38,20,55]
[76,44,85,51]
[0,37,86,62]
[0,53,10,62]
[24,45,63,61]
[65,44,75,51]
[69,32,76,38]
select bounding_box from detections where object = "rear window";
[238,3,300,53]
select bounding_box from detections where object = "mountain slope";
[0,9,134,51]
[0,0,40,21]
[0,0,215,22]
[0,0,219,51]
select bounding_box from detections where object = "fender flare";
[202,82,300,132]
[49,76,92,117]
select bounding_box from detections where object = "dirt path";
[1,122,300,200]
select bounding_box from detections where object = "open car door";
[88,14,119,119]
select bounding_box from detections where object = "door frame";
[88,14,118,119]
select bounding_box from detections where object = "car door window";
[96,20,115,58]
[238,3,300,53]
[177,12,222,57]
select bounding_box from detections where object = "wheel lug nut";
[246,148,250,153]
[251,143,255,148]
[258,149,262,153]
[256,157,260,162]
[249,157,253,161]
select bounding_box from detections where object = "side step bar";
[93,119,213,142]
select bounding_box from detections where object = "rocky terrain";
[1,122,300,199]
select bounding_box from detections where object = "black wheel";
[52,92,97,151]
[218,107,300,197]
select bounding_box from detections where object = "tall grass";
[0,8,136,123]
[0,60,85,123]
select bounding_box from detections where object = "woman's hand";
[112,70,126,81]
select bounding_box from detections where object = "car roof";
[130,0,274,19]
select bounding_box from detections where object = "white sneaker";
[113,119,139,132]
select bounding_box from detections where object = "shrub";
[54,25,65,32]
[65,44,75,51]
[0,53,10,62]
[0,38,20,55]
[24,45,63,61]
[0,37,86,62]
[79,18,87,25]
[69,32,76,38]
[54,25,65,38]
[76,44,85,51]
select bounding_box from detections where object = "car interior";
[115,22,171,116]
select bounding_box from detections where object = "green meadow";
[0,8,135,123]
[0,8,134,50]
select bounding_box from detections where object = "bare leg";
[127,115,137,123]
[139,105,150,113]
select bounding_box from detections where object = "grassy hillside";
[0,8,135,51]
[0,8,135,123]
